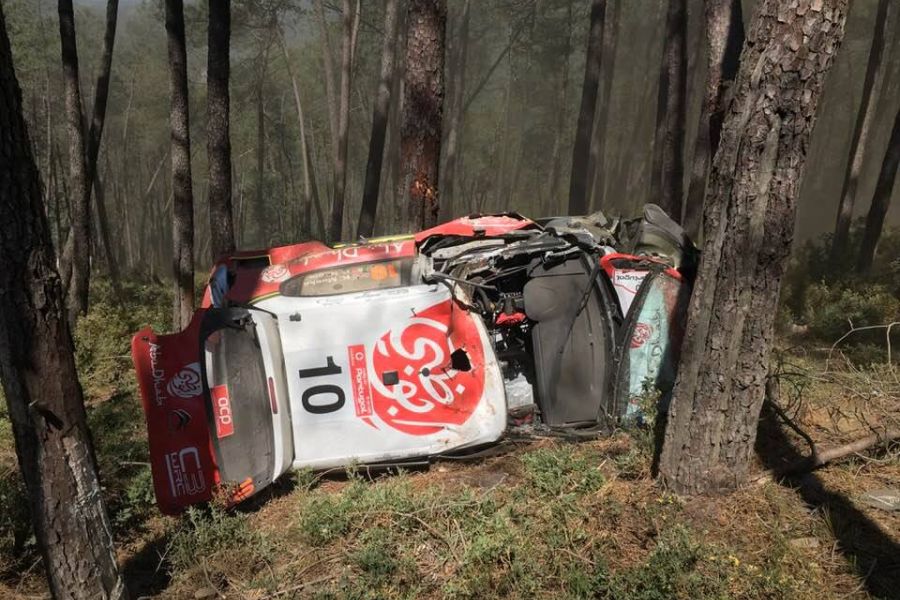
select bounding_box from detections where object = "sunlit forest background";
[5,0,899,275]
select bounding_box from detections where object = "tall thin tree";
[86,0,121,291]
[165,0,195,329]
[399,0,447,231]
[830,0,891,262]
[207,0,235,260]
[0,5,126,597]
[438,0,472,222]
[587,0,621,211]
[328,0,355,242]
[567,0,605,216]
[358,0,401,239]
[659,0,849,494]
[278,26,321,240]
[58,0,91,323]
[857,104,900,271]
[683,0,744,240]
[648,0,687,222]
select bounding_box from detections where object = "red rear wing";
[131,310,219,514]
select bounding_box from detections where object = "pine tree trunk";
[587,0,620,211]
[328,0,355,243]
[547,0,573,209]
[830,0,890,262]
[358,0,401,238]
[316,0,339,160]
[58,0,91,323]
[279,26,320,240]
[857,104,900,272]
[683,0,744,240]
[254,44,270,246]
[399,0,446,232]
[567,0,605,215]
[85,0,120,292]
[0,6,126,597]
[207,0,235,260]
[659,0,849,495]
[649,0,687,222]
[165,0,195,329]
[437,0,471,222]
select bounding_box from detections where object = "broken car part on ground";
[131,205,697,514]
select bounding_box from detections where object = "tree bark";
[649,0,688,222]
[436,0,471,223]
[278,27,321,241]
[0,6,126,598]
[829,0,891,263]
[58,0,91,323]
[547,0,573,211]
[84,0,120,294]
[567,0,605,216]
[658,0,849,495]
[316,0,339,160]
[399,0,446,232]
[207,0,235,260]
[328,0,355,243]
[683,0,744,240]
[857,104,900,271]
[587,0,621,212]
[357,0,401,239]
[165,0,195,329]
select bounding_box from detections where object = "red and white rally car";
[132,209,695,514]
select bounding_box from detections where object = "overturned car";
[132,205,696,514]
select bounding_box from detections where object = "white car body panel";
[257,285,507,469]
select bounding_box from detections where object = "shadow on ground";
[755,403,900,598]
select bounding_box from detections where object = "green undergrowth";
[165,444,802,599]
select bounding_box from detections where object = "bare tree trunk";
[587,0,620,211]
[0,7,126,597]
[857,104,900,271]
[254,42,271,246]
[165,0,195,329]
[830,0,891,262]
[278,27,320,240]
[548,0,573,209]
[328,0,355,242]
[58,0,91,323]
[567,0,605,215]
[207,0,235,260]
[683,0,744,240]
[649,0,687,222]
[82,0,120,295]
[357,0,401,238]
[399,0,446,231]
[659,0,849,495]
[93,172,120,290]
[316,0,339,159]
[437,0,471,222]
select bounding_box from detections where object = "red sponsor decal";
[368,300,485,436]
[211,384,234,438]
[348,344,374,417]
[631,322,654,349]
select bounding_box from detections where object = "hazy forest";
[1,0,899,598]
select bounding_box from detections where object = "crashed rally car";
[132,205,696,514]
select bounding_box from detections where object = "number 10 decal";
[298,356,345,414]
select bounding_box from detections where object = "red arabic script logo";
[367,300,484,435]
[630,323,654,349]
[167,363,202,399]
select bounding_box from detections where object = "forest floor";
[0,282,898,600]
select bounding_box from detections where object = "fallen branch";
[761,377,900,479]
